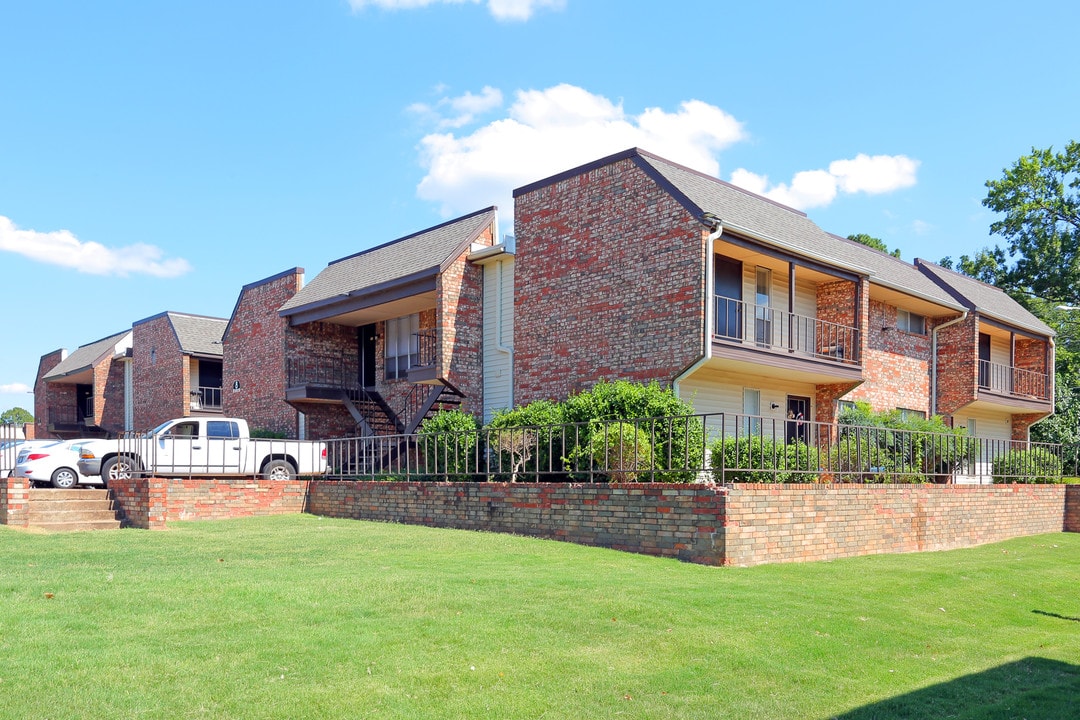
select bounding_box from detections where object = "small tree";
[587,421,654,482]
[0,407,33,425]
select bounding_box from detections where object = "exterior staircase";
[27,489,123,531]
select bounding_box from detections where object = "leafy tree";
[847,233,901,258]
[0,407,33,425]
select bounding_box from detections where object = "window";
[206,420,240,439]
[385,314,420,380]
[896,309,926,335]
[754,267,772,345]
[837,400,856,416]
[898,407,926,422]
[742,388,761,434]
[966,419,976,436]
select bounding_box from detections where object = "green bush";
[587,421,654,482]
[419,409,481,481]
[709,436,817,483]
[487,400,566,482]
[991,448,1064,483]
[560,380,703,483]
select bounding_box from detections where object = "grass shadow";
[829,657,1080,720]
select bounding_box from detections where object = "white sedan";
[13,440,105,489]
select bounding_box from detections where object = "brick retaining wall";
[108,477,309,529]
[723,483,1068,566]
[1,476,30,527]
[1067,485,1080,533]
[307,481,728,564]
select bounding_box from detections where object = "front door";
[714,256,743,340]
[359,324,377,389]
[786,396,811,444]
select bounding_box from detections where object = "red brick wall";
[284,320,360,439]
[308,481,726,564]
[723,483,1066,565]
[435,236,491,419]
[935,313,978,415]
[1066,485,1080,533]
[841,300,932,414]
[132,314,187,431]
[513,156,706,404]
[224,269,303,436]
[34,350,65,440]
[108,477,310,529]
[0,476,30,527]
[98,357,127,435]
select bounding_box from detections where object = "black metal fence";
[321,412,1065,484]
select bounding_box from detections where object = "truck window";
[168,422,199,437]
[206,421,240,439]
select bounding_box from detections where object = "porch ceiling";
[960,395,1053,417]
[702,348,864,385]
[715,244,839,285]
[45,368,94,385]
[869,284,960,318]
[298,292,436,328]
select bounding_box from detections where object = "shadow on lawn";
[830,657,1080,720]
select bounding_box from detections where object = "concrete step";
[27,489,122,531]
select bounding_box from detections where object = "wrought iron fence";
[322,412,1064,484]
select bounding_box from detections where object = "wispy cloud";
[409,86,504,129]
[348,0,565,22]
[414,84,745,218]
[0,382,32,394]
[731,154,920,211]
[0,215,192,278]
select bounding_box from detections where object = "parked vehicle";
[2,440,59,477]
[13,439,103,488]
[77,417,328,481]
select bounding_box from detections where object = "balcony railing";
[714,297,860,364]
[413,330,437,368]
[978,360,1050,400]
[287,356,360,391]
[190,386,223,410]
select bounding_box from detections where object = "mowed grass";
[1,516,1078,719]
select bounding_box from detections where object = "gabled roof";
[43,330,132,381]
[279,207,497,320]
[169,313,228,356]
[915,259,1055,337]
[517,148,966,314]
[133,311,227,357]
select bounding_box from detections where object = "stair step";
[32,520,122,532]
[25,489,122,532]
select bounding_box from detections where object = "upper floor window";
[385,314,420,380]
[896,309,926,335]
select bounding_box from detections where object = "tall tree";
[0,407,34,425]
[982,141,1080,305]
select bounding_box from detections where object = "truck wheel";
[263,459,296,481]
[103,456,142,481]
[51,467,80,489]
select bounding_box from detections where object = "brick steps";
[27,489,122,531]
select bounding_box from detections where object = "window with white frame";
[837,400,857,417]
[898,407,926,422]
[896,309,926,335]
[385,314,420,380]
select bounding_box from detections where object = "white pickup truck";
[77,417,328,482]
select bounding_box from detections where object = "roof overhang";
[282,269,439,327]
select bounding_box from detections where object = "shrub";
[587,421,654,482]
[709,436,817,483]
[419,409,481,481]
[560,380,704,483]
[487,400,566,482]
[992,448,1063,483]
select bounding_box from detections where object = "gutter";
[673,215,723,399]
[930,310,969,416]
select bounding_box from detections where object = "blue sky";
[2,0,1078,417]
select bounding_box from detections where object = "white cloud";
[729,153,920,211]
[410,86,504,129]
[0,383,32,394]
[912,219,932,235]
[415,84,746,218]
[348,0,565,21]
[0,216,192,278]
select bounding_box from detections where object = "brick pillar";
[1,476,31,527]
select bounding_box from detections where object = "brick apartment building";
[511,148,1054,442]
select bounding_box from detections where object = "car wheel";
[102,456,142,481]
[263,459,296,481]
[51,467,80,489]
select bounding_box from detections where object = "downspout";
[495,257,514,408]
[931,310,969,416]
[673,216,723,399]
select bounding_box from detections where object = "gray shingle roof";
[168,313,228,356]
[280,207,497,315]
[633,149,966,311]
[43,330,132,380]
[915,260,1055,336]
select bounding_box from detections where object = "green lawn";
[1,516,1078,719]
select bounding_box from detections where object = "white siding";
[482,256,514,422]
[990,336,1010,367]
[679,366,817,438]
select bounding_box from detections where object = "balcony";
[978,360,1050,401]
[405,329,440,384]
[713,297,861,366]
[286,355,361,403]
[189,386,223,412]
